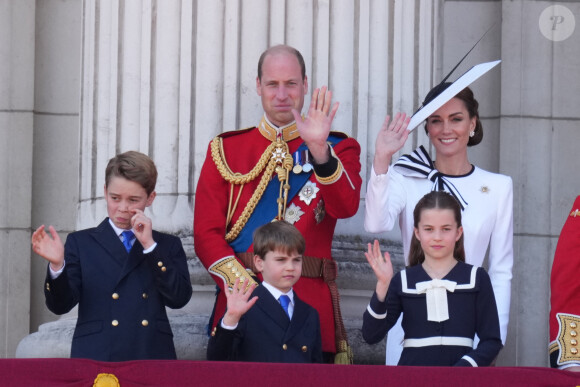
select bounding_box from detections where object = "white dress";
[364,147,513,365]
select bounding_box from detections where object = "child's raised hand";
[365,240,394,301]
[31,225,65,271]
[130,209,154,249]
[222,278,259,327]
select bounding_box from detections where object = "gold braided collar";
[258,115,300,142]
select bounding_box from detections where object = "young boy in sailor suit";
[207,220,322,363]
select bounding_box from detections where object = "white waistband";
[403,336,474,348]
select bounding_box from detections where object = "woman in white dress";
[364,84,513,365]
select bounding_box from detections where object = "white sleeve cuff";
[143,242,157,254]
[367,304,387,319]
[461,355,478,367]
[49,262,65,279]
[220,319,238,330]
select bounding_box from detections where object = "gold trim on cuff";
[208,256,258,290]
[556,313,580,365]
[315,146,345,185]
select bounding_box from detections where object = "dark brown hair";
[408,191,465,266]
[253,220,305,259]
[424,84,483,146]
[257,44,306,81]
[105,151,158,195]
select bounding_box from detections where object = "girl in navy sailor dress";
[362,191,502,366]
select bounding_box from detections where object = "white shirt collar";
[108,218,132,238]
[261,281,294,305]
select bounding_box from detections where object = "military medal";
[299,181,320,205]
[284,203,305,224]
[302,151,313,173]
[292,150,303,174]
[314,199,326,224]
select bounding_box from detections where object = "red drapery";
[2,358,578,387]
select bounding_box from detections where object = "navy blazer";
[207,284,322,363]
[44,218,192,361]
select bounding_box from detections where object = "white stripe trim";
[401,269,415,293]
[462,355,478,367]
[455,266,477,290]
[366,304,387,319]
[403,336,474,348]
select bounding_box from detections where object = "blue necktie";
[279,295,291,319]
[121,230,135,253]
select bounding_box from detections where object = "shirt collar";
[108,218,132,238]
[261,281,294,304]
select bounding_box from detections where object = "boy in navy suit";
[31,151,192,361]
[207,220,322,363]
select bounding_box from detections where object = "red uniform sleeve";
[313,137,362,220]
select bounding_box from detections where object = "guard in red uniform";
[194,45,362,362]
[549,196,580,370]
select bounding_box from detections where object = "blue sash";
[229,135,344,252]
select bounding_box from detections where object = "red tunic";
[549,196,580,368]
[194,122,362,353]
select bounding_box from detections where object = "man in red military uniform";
[549,196,580,370]
[194,45,362,362]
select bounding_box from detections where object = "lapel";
[90,218,146,284]
[90,219,127,267]
[254,285,290,331]
[119,238,146,283]
[285,291,310,342]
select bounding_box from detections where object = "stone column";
[78,0,193,233]
[30,0,83,339]
[0,0,35,357]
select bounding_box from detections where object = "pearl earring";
[469,131,475,137]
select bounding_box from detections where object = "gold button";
[572,348,578,355]
[142,293,148,299]
[571,330,578,337]
[235,272,240,277]
[112,293,119,300]
[211,327,217,337]
[142,320,149,327]
[572,322,578,329]
[112,320,119,327]
[302,346,308,352]
[231,268,237,274]
[572,339,578,346]
[45,283,50,291]
[226,262,233,268]
[282,344,287,350]
[161,267,167,272]
[157,261,163,267]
